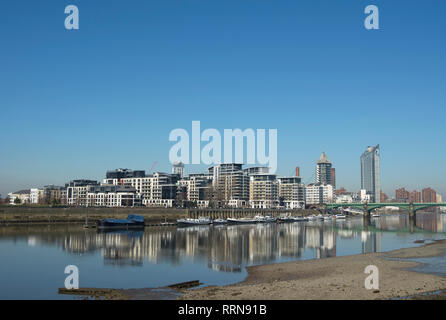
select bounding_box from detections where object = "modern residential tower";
[172,162,185,178]
[316,152,333,185]
[360,145,380,203]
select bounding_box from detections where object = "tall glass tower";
[316,152,332,185]
[360,145,380,203]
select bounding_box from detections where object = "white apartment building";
[172,162,185,178]
[227,199,248,208]
[111,172,180,207]
[87,192,137,207]
[30,188,44,204]
[249,174,279,209]
[209,164,249,204]
[8,190,30,205]
[187,174,212,202]
[305,183,334,205]
[66,180,100,206]
[67,186,89,206]
[360,189,372,203]
[335,194,354,204]
[144,199,175,208]
[86,184,137,207]
[277,177,305,209]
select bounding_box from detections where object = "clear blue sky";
[1,0,445,198]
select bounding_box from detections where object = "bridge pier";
[409,203,416,234]
[409,202,416,219]
[409,214,416,234]
[363,203,370,218]
[363,215,371,230]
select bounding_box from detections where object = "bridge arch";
[326,202,446,215]
[412,204,446,213]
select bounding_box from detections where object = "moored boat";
[212,218,227,225]
[254,214,276,223]
[292,216,308,222]
[277,214,295,223]
[265,215,277,223]
[278,214,308,222]
[177,217,212,226]
[96,214,145,230]
[335,214,346,219]
[227,217,258,224]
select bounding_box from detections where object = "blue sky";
[1,0,445,198]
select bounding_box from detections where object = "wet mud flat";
[58,281,200,300]
[59,240,446,300]
[178,239,446,300]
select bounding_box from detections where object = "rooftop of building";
[10,189,31,195]
[365,144,380,153]
[317,152,331,164]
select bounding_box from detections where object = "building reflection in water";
[2,213,444,273]
[361,231,381,254]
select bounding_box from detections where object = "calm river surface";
[0,213,445,299]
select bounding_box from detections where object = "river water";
[0,213,445,299]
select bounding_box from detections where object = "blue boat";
[96,214,145,229]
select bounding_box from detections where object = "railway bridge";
[326,202,446,218]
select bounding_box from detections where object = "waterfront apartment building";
[360,189,372,203]
[249,174,279,209]
[172,162,185,178]
[331,168,336,189]
[87,184,138,207]
[66,180,100,206]
[209,163,242,186]
[106,170,181,207]
[104,168,146,185]
[43,185,65,204]
[30,188,44,204]
[395,188,410,202]
[227,199,248,208]
[186,173,212,202]
[316,152,333,185]
[148,173,179,202]
[209,164,250,205]
[422,188,437,203]
[8,190,30,205]
[335,193,354,203]
[139,173,179,207]
[335,187,347,196]
[409,190,422,203]
[277,177,305,209]
[305,183,334,205]
[243,166,269,175]
[380,191,389,203]
[175,173,212,207]
[360,145,380,203]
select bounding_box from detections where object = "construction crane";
[148,161,158,174]
[304,172,316,185]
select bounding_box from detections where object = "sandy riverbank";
[58,240,446,300]
[178,240,446,300]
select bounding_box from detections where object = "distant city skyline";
[1,1,446,198]
[2,149,444,201]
